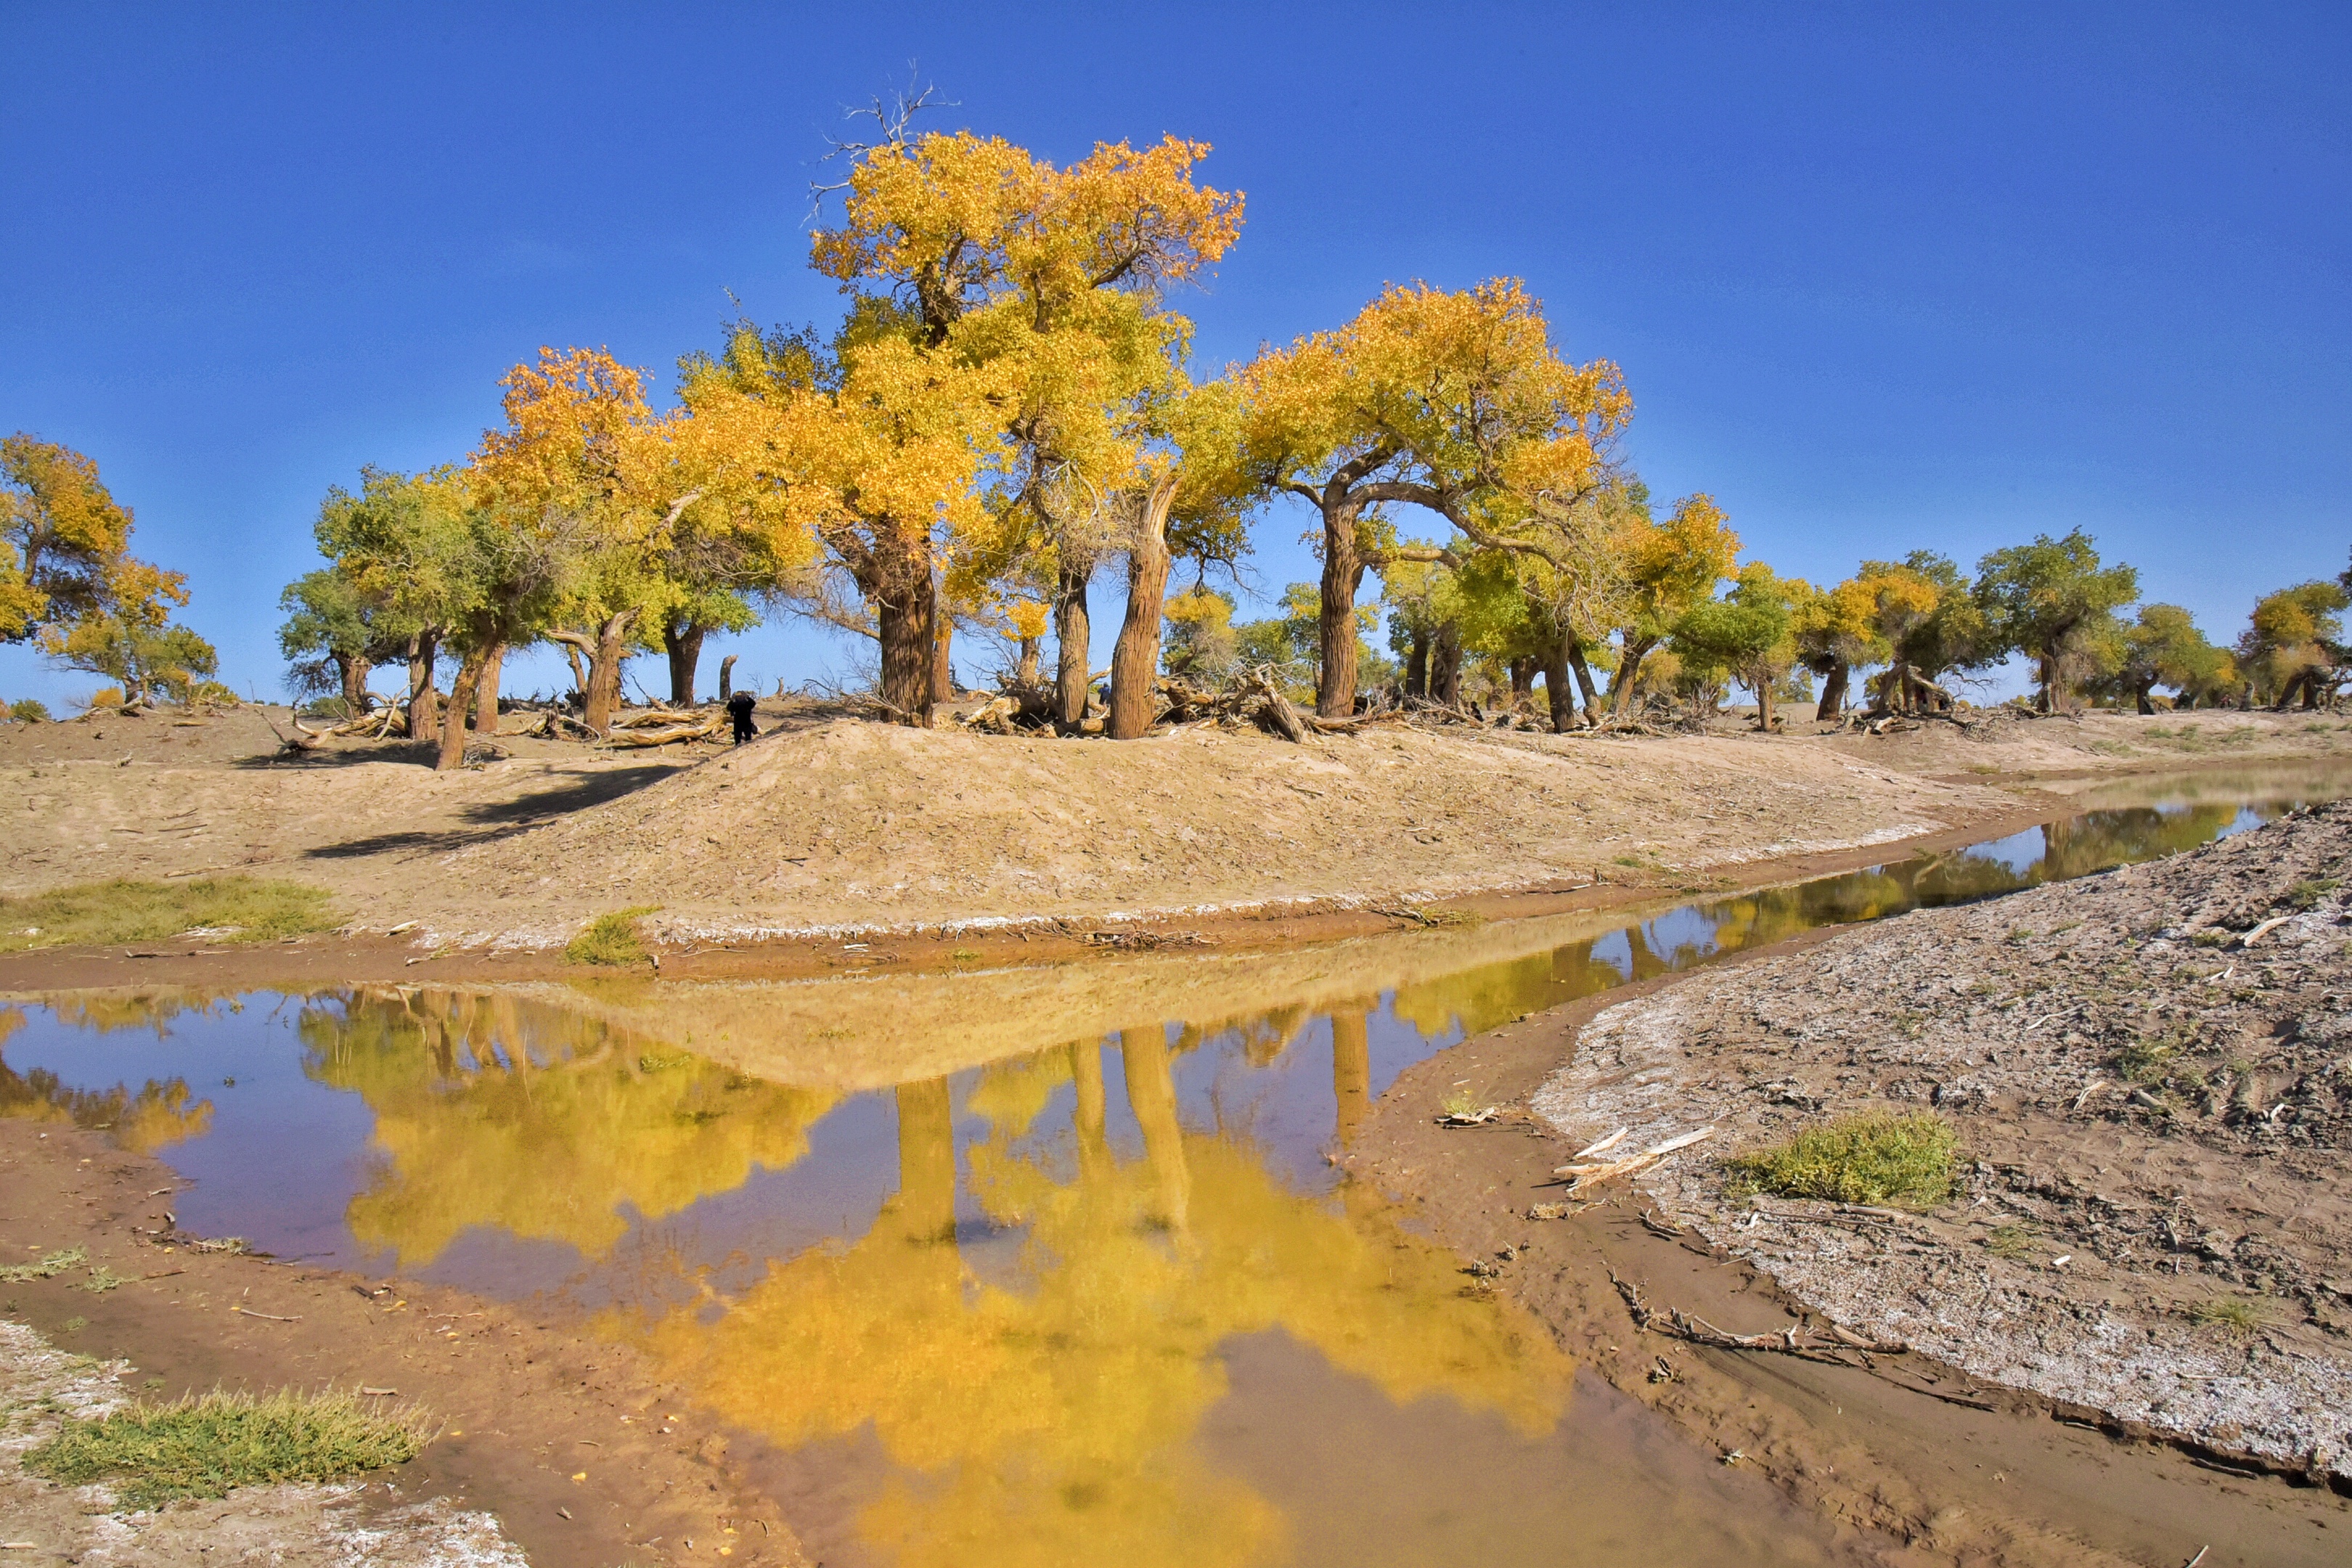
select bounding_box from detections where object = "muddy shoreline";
[0,1118,809,1565]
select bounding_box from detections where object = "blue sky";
[3,1,2345,706]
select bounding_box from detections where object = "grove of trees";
[9,107,2350,745]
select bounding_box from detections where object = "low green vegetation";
[0,1246,86,1283]
[564,905,661,967]
[22,1388,435,1509]
[0,876,340,954]
[7,698,50,724]
[1983,1223,2036,1260]
[2188,1295,2274,1336]
[1725,1110,1959,1209]
[2285,878,2342,910]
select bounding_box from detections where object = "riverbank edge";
[0,783,2070,995]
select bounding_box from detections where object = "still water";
[4,770,2344,1566]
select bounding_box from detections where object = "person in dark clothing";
[727,690,758,743]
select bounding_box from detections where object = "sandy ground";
[5,700,2348,959]
[0,1117,807,1566]
[1532,801,2352,1482]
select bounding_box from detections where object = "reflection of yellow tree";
[297,989,836,1265]
[0,1007,214,1153]
[609,1050,1572,1568]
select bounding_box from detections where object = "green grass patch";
[563,905,661,967]
[2285,878,2342,911]
[2187,1295,2274,1336]
[22,1388,436,1509]
[0,877,340,955]
[0,1246,87,1283]
[1725,1111,1959,1209]
[1983,1223,2036,1260]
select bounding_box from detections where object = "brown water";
[4,768,2346,1565]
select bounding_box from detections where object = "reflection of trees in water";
[0,1005,215,1153]
[608,1048,1572,1568]
[296,988,836,1267]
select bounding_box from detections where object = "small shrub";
[7,697,51,724]
[1725,1111,1958,1209]
[564,906,661,967]
[1440,1085,1483,1119]
[2006,927,2035,944]
[2284,878,2342,911]
[0,878,340,955]
[2189,928,2231,949]
[951,948,981,962]
[23,1388,435,1508]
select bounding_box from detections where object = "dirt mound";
[427,717,2016,945]
[1535,800,2352,1479]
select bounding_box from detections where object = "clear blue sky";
[4,1,2345,707]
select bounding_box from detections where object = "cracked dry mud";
[1536,800,2352,1480]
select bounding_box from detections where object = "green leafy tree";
[1671,563,1805,730]
[1972,530,2139,712]
[2237,579,2349,709]
[2108,604,2229,714]
[277,563,417,714]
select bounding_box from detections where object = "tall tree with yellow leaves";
[1239,281,1630,719]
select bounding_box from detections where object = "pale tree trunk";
[1108,475,1180,740]
[663,622,706,706]
[1752,669,1775,731]
[333,652,369,715]
[1610,635,1657,717]
[551,617,636,735]
[718,654,737,703]
[1069,1042,1111,1187]
[1315,504,1363,719]
[436,653,484,772]
[1567,637,1602,725]
[1431,621,1463,708]
[1816,661,1848,720]
[931,608,955,711]
[1053,563,1091,728]
[407,629,439,740]
[471,644,503,734]
[1015,637,1041,687]
[560,643,589,707]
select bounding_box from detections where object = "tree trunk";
[1610,635,1656,716]
[718,653,737,703]
[1109,475,1180,740]
[407,629,439,739]
[1016,637,1041,687]
[1053,563,1091,729]
[1430,621,1463,708]
[1541,627,1577,732]
[436,653,483,772]
[931,606,955,710]
[2135,679,2157,716]
[471,644,503,733]
[1567,637,1601,725]
[663,621,706,706]
[1508,657,1535,706]
[560,642,589,707]
[1753,671,1775,732]
[1816,661,1848,720]
[1120,1028,1189,1234]
[332,652,368,715]
[2036,651,2057,714]
[875,574,936,725]
[1315,505,1362,720]
[1405,629,1430,699]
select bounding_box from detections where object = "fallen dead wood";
[600,713,727,748]
[1553,1126,1715,1190]
[1609,1270,1906,1363]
